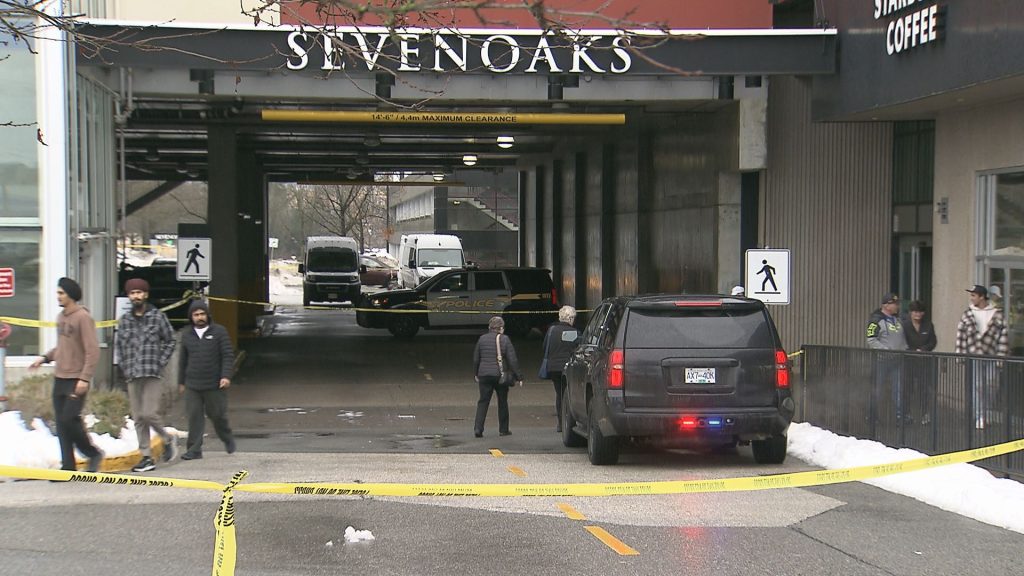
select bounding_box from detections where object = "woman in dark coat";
[540,306,578,432]
[472,316,522,437]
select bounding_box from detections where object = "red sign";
[0,268,12,298]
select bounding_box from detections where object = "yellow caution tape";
[213,471,247,576]
[1,438,1021,496]
[3,295,193,330]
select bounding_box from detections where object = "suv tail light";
[550,288,558,306]
[775,349,790,389]
[608,349,624,389]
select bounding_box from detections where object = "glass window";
[0,31,39,220]
[431,272,467,293]
[0,229,41,355]
[977,169,1024,355]
[473,271,505,291]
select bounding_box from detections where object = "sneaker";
[87,450,104,473]
[499,431,512,436]
[162,437,179,463]
[225,438,237,454]
[132,456,156,473]
[181,451,202,461]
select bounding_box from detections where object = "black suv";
[356,267,558,338]
[561,295,793,465]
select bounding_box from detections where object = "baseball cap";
[881,292,899,305]
[966,284,988,298]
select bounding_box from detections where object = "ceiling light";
[145,148,159,161]
[432,173,445,182]
[496,136,514,149]
[364,133,381,147]
[462,154,477,166]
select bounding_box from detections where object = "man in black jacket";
[178,299,236,460]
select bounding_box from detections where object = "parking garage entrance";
[75,21,835,342]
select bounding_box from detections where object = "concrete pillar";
[717,172,743,293]
[207,125,240,346]
[236,145,263,334]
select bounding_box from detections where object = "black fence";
[797,345,1024,478]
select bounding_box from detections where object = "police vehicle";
[356,267,558,338]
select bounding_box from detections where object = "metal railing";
[797,345,1024,478]
[448,187,519,228]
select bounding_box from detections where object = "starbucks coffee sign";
[873,0,945,55]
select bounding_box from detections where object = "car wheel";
[302,288,312,307]
[503,314,530,338]
[561,385,586,448]
[587,400,619,465]
[388,314,420,338]
[751,433,787,464]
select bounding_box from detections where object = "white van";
[397,234,465,288]
[298,236,361,305]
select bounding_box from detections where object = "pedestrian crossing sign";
[177,237,212,281]
[744,249,790,305]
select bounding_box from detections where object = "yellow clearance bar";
[261,109,626,126]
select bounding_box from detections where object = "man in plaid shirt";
[955,284,1010,429]
[116,277,179,471]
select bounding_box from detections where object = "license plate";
[685,368,716,384]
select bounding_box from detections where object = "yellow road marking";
[584,526,639,556]
[507,466,527,477]
[557,503,586,520]
[489,449,504,458]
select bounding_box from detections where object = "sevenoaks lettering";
[286,30,632,74]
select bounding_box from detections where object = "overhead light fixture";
[432,173,445,182]
[496,136,514,149]
[347,167,359,179]
[364,133,381,147]
[145,148,159,161]
[462,154,478,166]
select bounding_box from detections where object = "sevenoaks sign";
[284,29,633,74]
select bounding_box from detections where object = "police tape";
[1,437,1022,496]
[1,295,194,330]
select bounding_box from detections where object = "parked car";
[359,254,398,288]
[561,294,793,465]
[356,267,558,338]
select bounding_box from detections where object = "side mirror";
[298,263,305,274]
[359,264,368,274]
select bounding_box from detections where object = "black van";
[356,267,558,338]
[561,295,793,465]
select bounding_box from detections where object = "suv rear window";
[623,307,775,348]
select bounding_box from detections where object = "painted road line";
[507,466,527,477]
[557,503,587,520]
[585,526,639,556]
[489,449,504,458]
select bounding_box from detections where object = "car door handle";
[438,295,468,300]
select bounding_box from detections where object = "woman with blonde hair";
[472,316,522,437]
[539,305,578,432]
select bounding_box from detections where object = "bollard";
[0,322,10,411]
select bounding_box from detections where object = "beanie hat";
[188,299,211,322]
[124,278,150,294]
[58,277,82,302]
